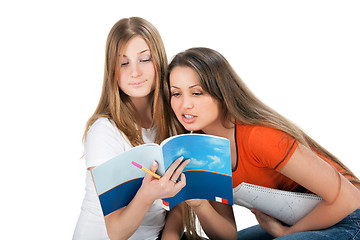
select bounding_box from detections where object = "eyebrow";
[170,84,201,89]
[123,49,150,57]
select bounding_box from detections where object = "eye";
[121,62,129,67]
[171,92,181,97]
[140,59,151,63]
[192,91,203,96]
[140,55,152,63]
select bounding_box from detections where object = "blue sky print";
[162,134,231,176]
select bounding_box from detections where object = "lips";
[182,114,196,124]
[130,80,146,87]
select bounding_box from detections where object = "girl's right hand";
[252,208,288,237]
[138,156,190,204]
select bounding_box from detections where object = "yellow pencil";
[131,161,161,179]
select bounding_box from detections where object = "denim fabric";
[237,224,273,239]
[237,209,360,240]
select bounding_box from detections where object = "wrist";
[282,226,294,236]
[136,186,157,206]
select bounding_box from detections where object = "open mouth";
[183,114,195,119]
[182,114,197,123]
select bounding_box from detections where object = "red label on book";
[215,196,228,204]
[162,200,169,207]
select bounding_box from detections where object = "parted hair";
[83,17,171,146]
[166,47,360,187]
[83,17,202,239]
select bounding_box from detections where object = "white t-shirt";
[73,118,166,240]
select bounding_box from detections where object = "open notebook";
[234,182,322,225]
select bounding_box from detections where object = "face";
[170,66,222,133]
[118,36,156,100]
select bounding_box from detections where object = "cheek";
[146,65,156,88]
[205,99,221,117]
[117,77,122,89]
[170,99,179,113]
[117,70,128,86]
[145,63,156,77]
[170,99,176,110]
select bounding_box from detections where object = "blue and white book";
[91,133,233,216]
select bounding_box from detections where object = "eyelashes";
[121,56,152,66]
[170,92,203,97]
[171,92,180,97]
[140,57,152,62]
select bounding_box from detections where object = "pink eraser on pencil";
[131,161,142,169]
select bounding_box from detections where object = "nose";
[182,95,194,109]
[130,63,141,78]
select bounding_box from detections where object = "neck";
[130,96,153,129]
[202,120,235,141]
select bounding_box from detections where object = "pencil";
[131,161,161,179]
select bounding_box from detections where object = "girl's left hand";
[139,157,190,203]
[186,198,206,208]
[251,208,289,238]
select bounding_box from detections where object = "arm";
[186,199,237,240]
[161,203,185,240]
[104,158,190,240]
[253,144,360,237]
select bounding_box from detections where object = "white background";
[0,0,359,239]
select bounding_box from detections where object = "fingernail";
[152,161,157,166]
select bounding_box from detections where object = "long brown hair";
[83,17,170,145]
[166,47,360,187]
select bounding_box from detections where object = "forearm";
[275,145,360,236]
[102,157,189,239]
[191,201,237,240]
[286,179,360,235]
[105,191,154,240]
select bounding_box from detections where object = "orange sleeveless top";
[232,124,348,192]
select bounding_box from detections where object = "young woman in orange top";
[165,47,360,239]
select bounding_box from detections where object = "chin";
[183,125,200,133]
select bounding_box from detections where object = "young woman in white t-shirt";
[73,17,195,240]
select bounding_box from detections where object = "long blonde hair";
[83,17,200,238]
[166,47,360,187]
[83,17,170,145]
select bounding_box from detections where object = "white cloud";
[189,158,207,167]
[213,147,224,153]
[176,148,187,156]
[208,155,224,169]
